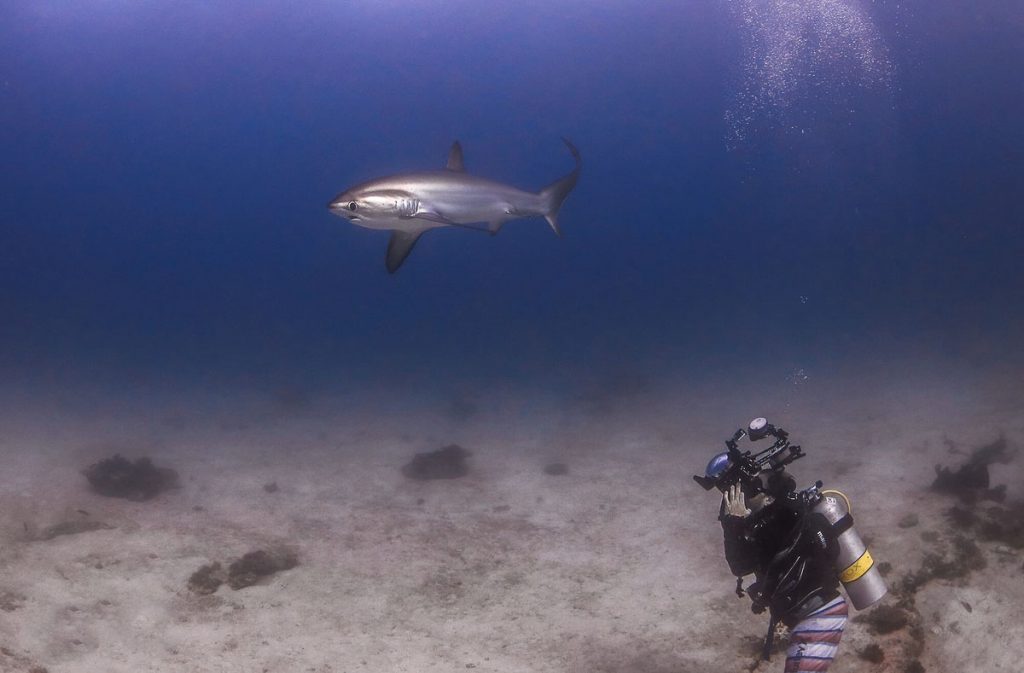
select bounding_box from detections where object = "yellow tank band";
[821,489,852,515]
[839,549,874,583]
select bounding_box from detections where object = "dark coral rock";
[949,536,987,572]
[227,548,298,590]
[977,505,1024,548]
[856,604,909,635]
[933,461,989,494]
[401,445,470,481]
[82,454,179,501]
[932,436,1013,503]
[939,493,1024,549]
[946,506,976,529]
[39,520,115,541]
[543,462,569,476]
[0,644,48,673]
[0,591,26,612]
[858,643,885,663]
[187,562,226,595]
[898,513,919,528]
[904,535,987,592]
[971,436,1013,466]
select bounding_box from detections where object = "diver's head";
[761,467,796,500]
[744,468,796,512]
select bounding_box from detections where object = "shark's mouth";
[328,204,359,221]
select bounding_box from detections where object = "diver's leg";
[783,596,848,672]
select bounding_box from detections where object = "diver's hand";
[747,581,767,613]
[723,483,752,518]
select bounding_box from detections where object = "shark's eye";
[348,201,358,211]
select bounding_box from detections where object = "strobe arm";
[692,418,808,491]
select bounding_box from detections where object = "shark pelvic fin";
[446,141,465,172]
[385,228,428,273]
[410,207,456,225]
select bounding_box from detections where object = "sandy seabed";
[1,365,1022,673]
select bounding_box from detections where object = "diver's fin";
[446,141,465,172]
[538,137,581,237]
[385,228,428,273]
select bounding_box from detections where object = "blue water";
[2,0,1022,399]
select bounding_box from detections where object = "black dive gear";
[721,484,842,662]
[720,486,841,620]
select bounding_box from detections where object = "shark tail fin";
[538,137,581,237]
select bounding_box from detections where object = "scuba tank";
[811,486,888,609]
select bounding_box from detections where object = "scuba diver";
[693,418,887,672]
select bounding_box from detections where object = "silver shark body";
[328,139,580,273]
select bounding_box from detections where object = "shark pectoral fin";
[411,207,456,225]
[446,141,465,172]
[385,228,428,273]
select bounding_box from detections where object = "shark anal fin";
[386,229,428,273]
[446,141,465,172]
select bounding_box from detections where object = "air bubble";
[725,0,892,148]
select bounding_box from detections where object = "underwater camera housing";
[693,417,806,493]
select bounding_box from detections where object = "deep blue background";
[1,1,1021,394]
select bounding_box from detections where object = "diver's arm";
[722,516,758,577]
[720,486,758,577]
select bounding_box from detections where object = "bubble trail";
[725,0,892,147]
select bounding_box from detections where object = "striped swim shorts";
[784,596,849,672]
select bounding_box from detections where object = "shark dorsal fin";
[446,141,465,172]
